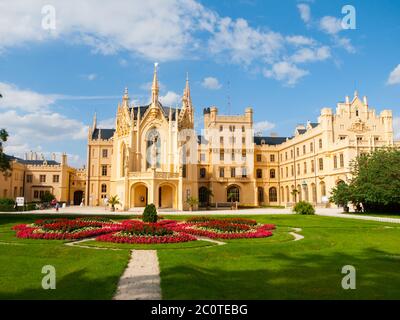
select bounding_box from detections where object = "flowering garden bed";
[12,216,275,243]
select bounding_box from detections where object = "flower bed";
[12,218,124,240]
[96,220,197,244]
[12,217,275,243]
[170,218,275,240]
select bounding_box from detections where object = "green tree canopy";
[349,149,400,212]
[0,129,11,172]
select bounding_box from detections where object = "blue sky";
[0,0,399,166]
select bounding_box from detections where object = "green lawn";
[1,214,400,299]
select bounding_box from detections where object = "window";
[231,151,235,161]
[297,164,300,175]
[53,175,59,183]
[357,136,363,142]
[304,162,307,174]
[241,167,247,178]
[310,142,314,153]
[340,154,344,168]
[200,168,206,178]
[227,185,240,202]
[286,167,288,178]
[220,150,225,161]
[220,136,224,144]
[256,169,263,179]
[219,167,225,178]
[34,190,39,199]
[319,158,324,171]
[102,149,108,158]
[291,165,294,176]
[258,187,264,203]
[291,150,294,158]
[26,175,33,183]
[219,125,223,132]
[319,139,323,149]
[40,175,46,183]
[303,145,306,154]
[182,164,187,178]
[269,187,278,202]
[242,137,246,145]
[285,152,288,160]
[102,165,107,176]
[296,148,300,157]
[101,184,107,193]
[242,150,246,160]
[270,169,276,179]
[311,160,315,173]
[200,153,206,161]
[339,136,346,140]
[270,154,275,162]
[256,154,262,162]
[199,187,210,205]
[231,167,236,178]
[242,126,245,133]
[355,109,359,117]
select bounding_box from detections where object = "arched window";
[355,109,359,117]
[101,184,107,193]
[256,169,263,179]
[270,169,276,179]
[146,128,161,169]
[258,187,264,203]
[227,185,240,203]
[199,168,206,178]
[269,187,277,202]
[320,181,326,197]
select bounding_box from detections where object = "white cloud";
[202,77,222,90]
[159,91,181,106]
[297,4,311,24]
[320,16,343,35]
[334,36,355,53]
[387,64,400,85]
[263,62,309,86]
[83,73,97,81]
[394,117,400,140]
[290,46,331,64]
[98,117,115,128]
[209,17,284,65]
[286,35,315,46]
[254,120,276,135]
[0,0,214,61]
[0,82,55,112]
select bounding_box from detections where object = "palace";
[1,66,398,210]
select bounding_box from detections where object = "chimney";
[61,152,67,166]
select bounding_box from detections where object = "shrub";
[143,203,158,223]
[293,201,315,215]
[0,204,15,212]
[40,191,55,203]
[0,198,15,206]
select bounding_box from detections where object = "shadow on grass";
[160,247,400,300]
[0,268,121,300]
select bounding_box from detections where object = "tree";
[290,189,299,203]
[186,197,199,211]
[349,149,400,213]
[201,188,214,209]
[330,182,351,212]
[107,195,120,212]
[143,203,158,222]
[41,191,56,203]
[0,129,10,173]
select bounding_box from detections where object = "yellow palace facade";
[83,67,397,211]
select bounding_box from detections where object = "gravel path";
[113,250,161,300]
[316,212,400,224]
[289,228,304,241]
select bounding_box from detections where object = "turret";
[151,63,159,105]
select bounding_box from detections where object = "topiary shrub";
[143,204,158,223]
[293,201,315,215]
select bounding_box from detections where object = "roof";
[4,154,60,165]
[310,122,319,128]
[254,136,289,146]
[297,129,307,135]
[92,128,115,140]
[197,135,208,145]
[130,103,179,122]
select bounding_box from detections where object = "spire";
[92,112,97,131]
[182,72,192,108]
[122,87,129,108]
[151,62,159,104]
